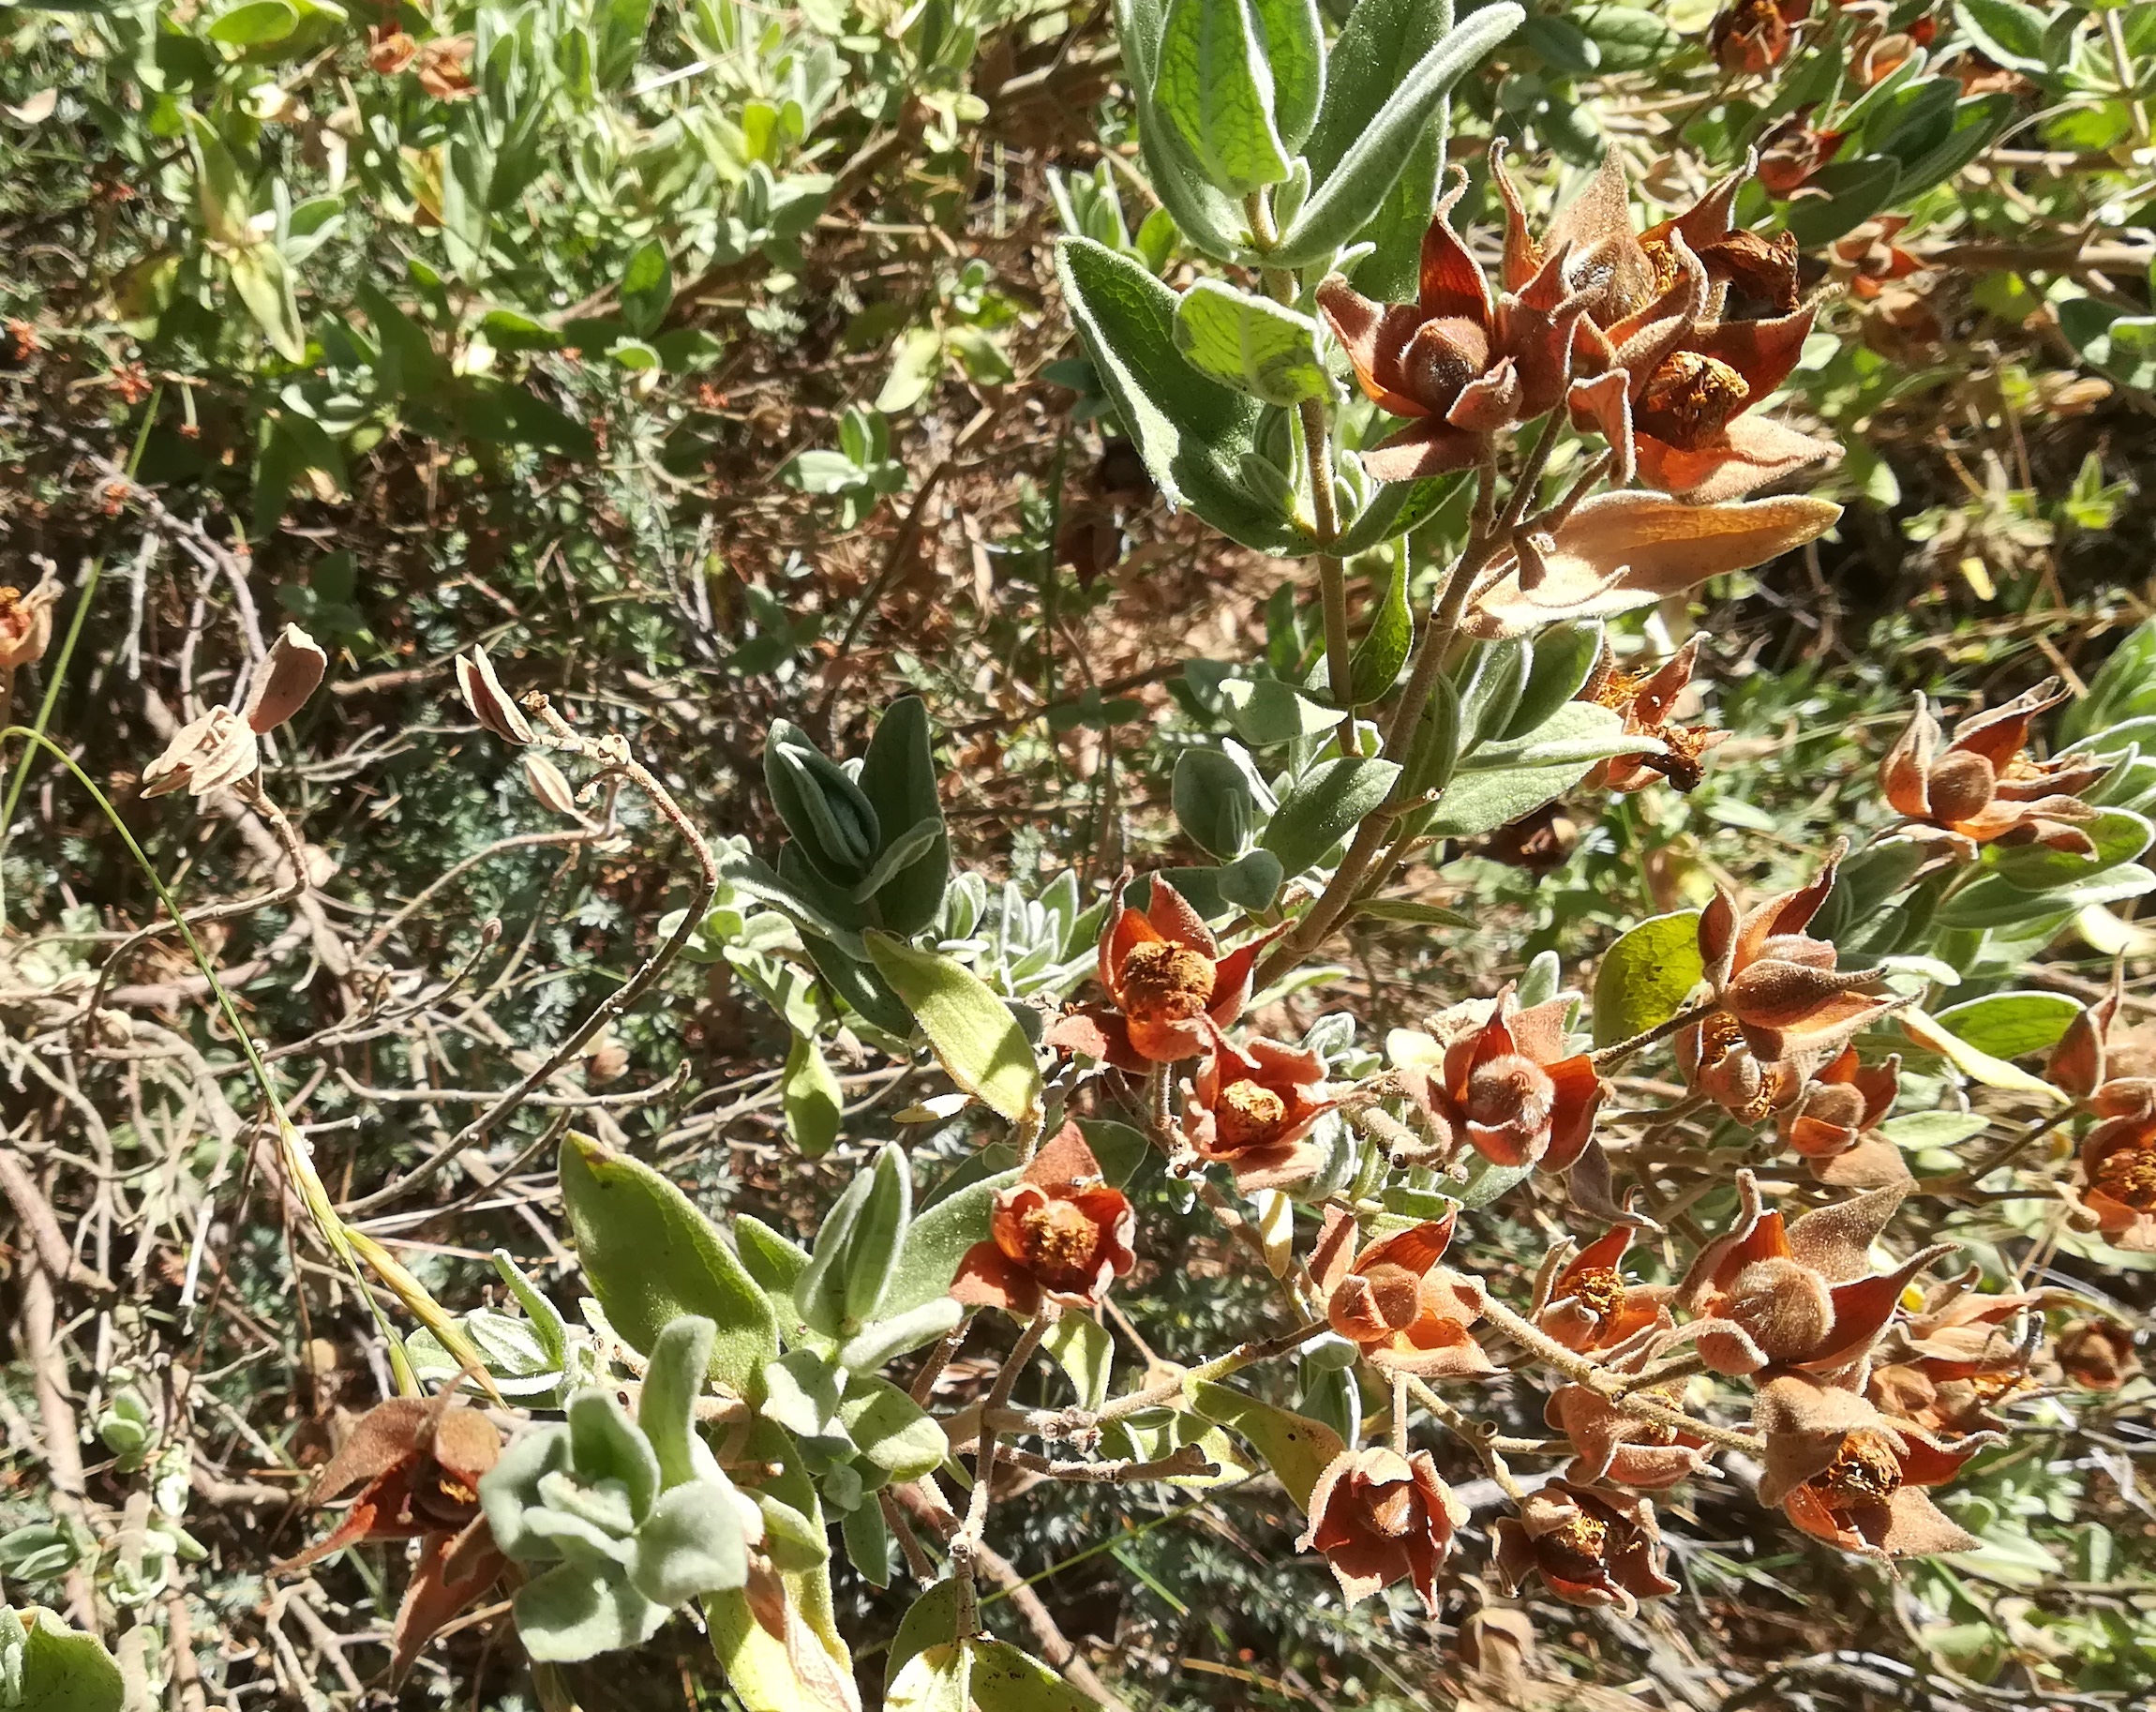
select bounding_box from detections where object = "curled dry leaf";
[1469,491,1842,639]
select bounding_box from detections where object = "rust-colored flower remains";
[1867,1278,2039,1437]
[1469,490,1841,638]
[1710,0,1812,72]
[1533,1224,1675,1355]
[1674,1172,1952,1375]
[1756,109,1848,199]
[1311,1207,1493,1377]
[0,572,63,673]
[2055,1318,2139,1392]
[1489,148,1831,503]
[1774,1044,1905,1187]
[951,1121,1136,1315]
[1493,1480,1679,1614]
[2046,973,2156,1120]
[1880,681,2104,856]
[1546,1371,1711,1490]
[1694,840,1895,1082]
[281,1395,502,1569]
[1580,635,1726,793]
[1316,174,1583,481]
[1296,1446,1466,1612]
[277,1391,510,1680]
[2073,1114,2156,1252]
[1182,1034,1339,1191]
[1395,985,1605,1172]
[1048,876,1281,1067]
[1754,1374,1986,1563]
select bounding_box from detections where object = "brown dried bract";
[1492,1480,1679,1615]
[1047,875,1282,1067]
[1398,984,1605,1172]
[1580,635,1727,794]
[1296,1446,1466,1613]
[1182,1034,1339,1192]
[1880,681,2104,856]
[1311,1206,1493,1378]
[1754,1374,1986,1563]
[1674,1170,1952,1375]
[951,1121,1136,1315]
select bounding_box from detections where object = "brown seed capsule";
[141,708,262,801]
[455,645,533,745]
[244,623,328,734]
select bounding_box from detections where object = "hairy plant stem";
[1408,1376,1529,1500]
[1245,189,1355,731]
[1589,998,1726,1070]
[952,1302,1058,1638]
[1472,1283,1765,1455]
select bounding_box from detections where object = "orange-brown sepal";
[951,1121,1137,1315]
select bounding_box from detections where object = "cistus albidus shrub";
[7,1,2154,1709]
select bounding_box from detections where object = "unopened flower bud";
[456,645,533,745]
[141,708,261,800]
[244,623,328,733]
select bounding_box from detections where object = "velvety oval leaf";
[864,933,1042,1123]
[1260,757,1401,879]
[557,1134,778,1399]
[1592,909,1705,1049]
[1932,991,2082,1059]
[1188,1379,1343,1510]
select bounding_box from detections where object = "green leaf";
[1042,1313,1114,1411]
[1501,622,1601,743]
[1221,676,1339,743]
[1780,158,1902,247]
[837,1297,966,1373]
[1261,757,1401,879]
[1303,0,1450,190]
[882,1168,1020,1317]
[1991,808,2152,892]
[765,719,882,885]
[864,933,1042,1123]
[1349,551,1414,704]
[1425,701,1625,839]
[1572,4,1678,68]
[512,1561,666,1662]
[1455,638,1530,754]
[733,1217,810,1345]
[782,1031,843,1158]
[227,244,307,363]
[1953,0,2050,72]
[1520,14,1599,73]
[1270,4,1524,268]
[856,697,951,934]
[1895,92,2016,197]
[204,0,298,44]
[1937,864,2156,928]
[1250,0,1325,149]
[1901,1009,2068,1105]
[1877,1111,1992,1151]
[1932,991,2082,1059]
[1173,747,1264,858]
[889,1580,964,1685]
[1075,1118,1150,1185]
[1592,909,1704,1049]
[558,1134,779,1400]
[632,1481,751,1605]
[845,1143,913,1326]
[1111,0,1252,261]
[1155,0,1293,195]
[965,1639,1102,1710]
[838,1379,948,1479]
[840,1496,893,1588]
[638,1316,716,1490]
[3,1608,124,1712]
[1056,238,1306,554]
[2063,619,2156,742]
[1188,1379,1343,1510]
[1351,898,1474,928]
[1172,279,1328,405]
[620,239,673,339]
